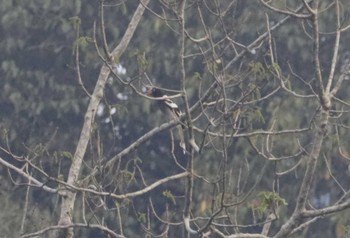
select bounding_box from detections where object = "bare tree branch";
[56,1,150,237]
[21,223,124,238]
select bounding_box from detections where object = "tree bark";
[274,108,329,238]
[54,1,150,237]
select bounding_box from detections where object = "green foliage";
[269,62,281,75]
[251,191,288,218]
[69,16,81,30]
[163,190,176,205]
[285,77,292,90]
[136,51,149,72]
[260,191,288,206]
[137,212,147,223]
[76,36,93,48]
[120,170,136,186]
[61,151,73,160]
[191,72,202,81]
[252,87,261,100]
[249,62,266,78]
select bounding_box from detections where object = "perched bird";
[146,88,183,120]
[146,87,186,153]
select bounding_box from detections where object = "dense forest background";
[1,0,350,237]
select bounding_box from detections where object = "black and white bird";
[146,87,186,153]
[146,87,183,121]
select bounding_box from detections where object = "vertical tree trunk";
[274,108,329,238]
[54,1,150,237]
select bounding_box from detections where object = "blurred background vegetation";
[1,0,350,237]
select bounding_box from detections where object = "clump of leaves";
[251,191,288,218]
[249,62,266,79]
[137,212,147,223]
[163,190,176,205]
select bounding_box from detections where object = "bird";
[146,87,186,153]
[146,87,183,120]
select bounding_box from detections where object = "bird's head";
[146,87,164,98]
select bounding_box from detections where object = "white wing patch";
[164,98,179,110]
[162,96,183,119]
